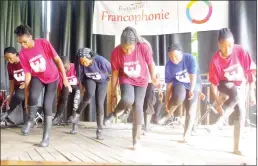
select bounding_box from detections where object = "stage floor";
[1,122,256,165]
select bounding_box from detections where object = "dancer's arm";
[210,83,220,104]
[8,80,15,104]
[148,64,159,87]
[188,74,197,100]
[249,81,256,106]
[24,73,32,112]
[111,70,119,96]
[165,82,172,112]
[111,70,119,106]
[54,56,72,92]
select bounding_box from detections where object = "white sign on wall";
[177,1,229,33]
[93,1,229,36]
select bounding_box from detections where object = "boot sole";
[21,133,29,136]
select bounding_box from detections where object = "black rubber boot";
[39,116,52,147]
[118,109,130,121]
[52,113,64,125]
[96,114,104,140]
[23,111,29,125]
[132,124,142,150]
[70,113,80,134]
[158,111,170,125]
[104,112,116,125]
[0,112,8,122]
[69,101,88,123]
[21,105,37,136]
[143,113,152,135]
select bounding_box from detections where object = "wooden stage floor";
[1,122,256,165]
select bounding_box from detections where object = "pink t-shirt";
[58,63,79,90]
[209,44,255,86]
[7,62,25,87]
[19,38,59,84]
[111,43,153,87]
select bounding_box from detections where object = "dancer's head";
[4,47,19,64]
[14,24,34,49]
[167,44,183,64]
[120,26,143,55]
[60,56,70,72]
[218,28,234,58]
[76,48,95,67]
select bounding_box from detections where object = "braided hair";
[218,28,233,41]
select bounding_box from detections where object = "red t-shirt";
[209,44,255,86]
[7,62,25,86]
[111,43,153,87]
[58,63,79,90]
[19,38,59,84]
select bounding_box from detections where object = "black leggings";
[218,80,245,122]
[143,83,156,114]
[9,87,25,112]
[115,84,147,125]
[76,79,108,116]
[29,77,58,116]
[58,85,80,113]
[168,84,198,135]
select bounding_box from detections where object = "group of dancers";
[1,24,256,155]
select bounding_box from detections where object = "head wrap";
[76,48,93,59]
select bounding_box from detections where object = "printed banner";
[93,1,229,35]
[93,1,179,35]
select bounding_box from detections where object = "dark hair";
[218,28,233,41]
[120,26,143,45]
[167,44,183,53]
[60,56,69,65]
[4,47,18,55]
[14,24,33,36]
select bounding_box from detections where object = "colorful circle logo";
[186,0,212,24]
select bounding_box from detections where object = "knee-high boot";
[21,105,37,135]
[96,114,104,140]
[70,117,79,134]
[69,101,87,123]
[39,116,52,147]
[143,112,152,133]
[52,106,65,125]
[132,124,142,150]
[183,116,195,142]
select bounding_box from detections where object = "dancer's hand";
[199,92,206,101]
[250,94,256,106]
[152,77,161,89]
[111,94,117,106]
[63,79,72,92]
[216,103,224,115]
[19,82,25,89]
[188,90,194,100]
[159,91,163,102]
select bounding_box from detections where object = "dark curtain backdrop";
[0,1,46,118]
[49,1,256,122]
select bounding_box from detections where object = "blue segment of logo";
[186,9,192,22]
